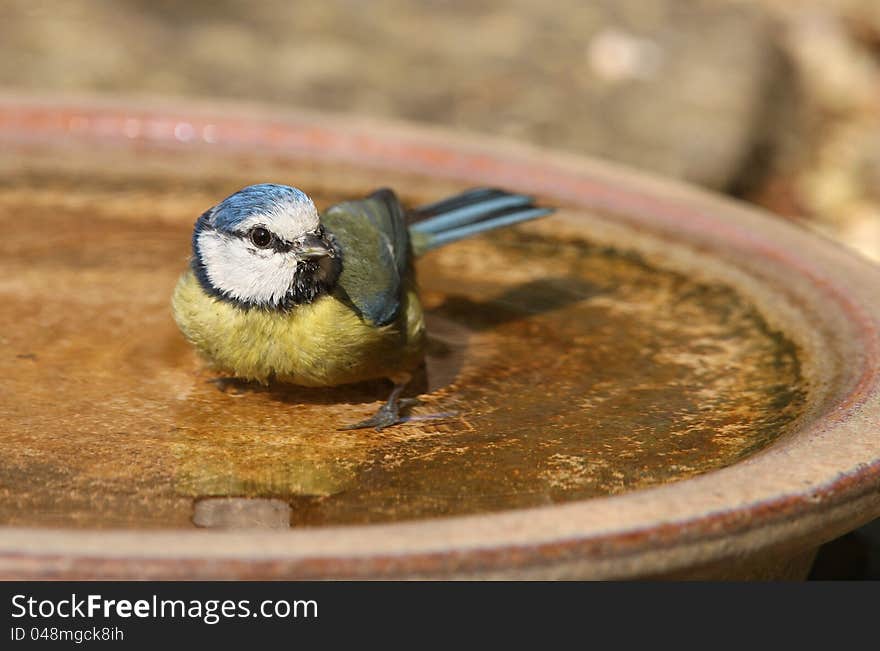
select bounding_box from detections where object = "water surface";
[0,146,807,528]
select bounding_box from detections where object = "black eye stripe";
[236,226,330,255]
[239,227,295,253]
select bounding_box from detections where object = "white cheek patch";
[237,200,320,243]
[197,231,298,306]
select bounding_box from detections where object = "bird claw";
[339,402,403,432]
[339,376,419,432]
[209,377,252,397]
[339,394,421,432]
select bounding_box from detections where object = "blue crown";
[209,184,310,232]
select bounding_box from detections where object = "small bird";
[172,183,553,430]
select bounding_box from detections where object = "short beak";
[297,233,335,259]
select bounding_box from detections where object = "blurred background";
[1,0,877,577]
[2,0,879,262]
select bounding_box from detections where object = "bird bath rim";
[0,94,879,579]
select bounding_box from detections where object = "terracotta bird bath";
[0,96,878,579]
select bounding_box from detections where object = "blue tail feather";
[413,188,509,217]
[411,194,534,234]
[410,188,553,253]
[423,208,553,249]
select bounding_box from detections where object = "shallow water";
[0,146,807,529]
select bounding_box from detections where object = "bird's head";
[191,183,342,310]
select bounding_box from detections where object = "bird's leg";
[209,377,255,397]
[340,374,416,432]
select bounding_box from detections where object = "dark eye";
[249,227,273,248]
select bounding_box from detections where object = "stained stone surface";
[0,143,807,529]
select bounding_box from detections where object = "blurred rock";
[0,0,792,192]
[1,0,875,259]
[737,0,880,261]
[192,497,290,529]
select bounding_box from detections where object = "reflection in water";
[170,313,478,502]
[192,497,291,530]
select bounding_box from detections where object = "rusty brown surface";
[0,99,878,579]
[0,143,807,529]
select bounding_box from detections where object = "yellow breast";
[171,270,425,386]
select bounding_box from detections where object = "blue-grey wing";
[320,188,410,327]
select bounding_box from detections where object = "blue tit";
[171,183,554,430]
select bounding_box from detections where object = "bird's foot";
[209,377,254,397]
[340,374,421,432]
[339,404,400,432]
